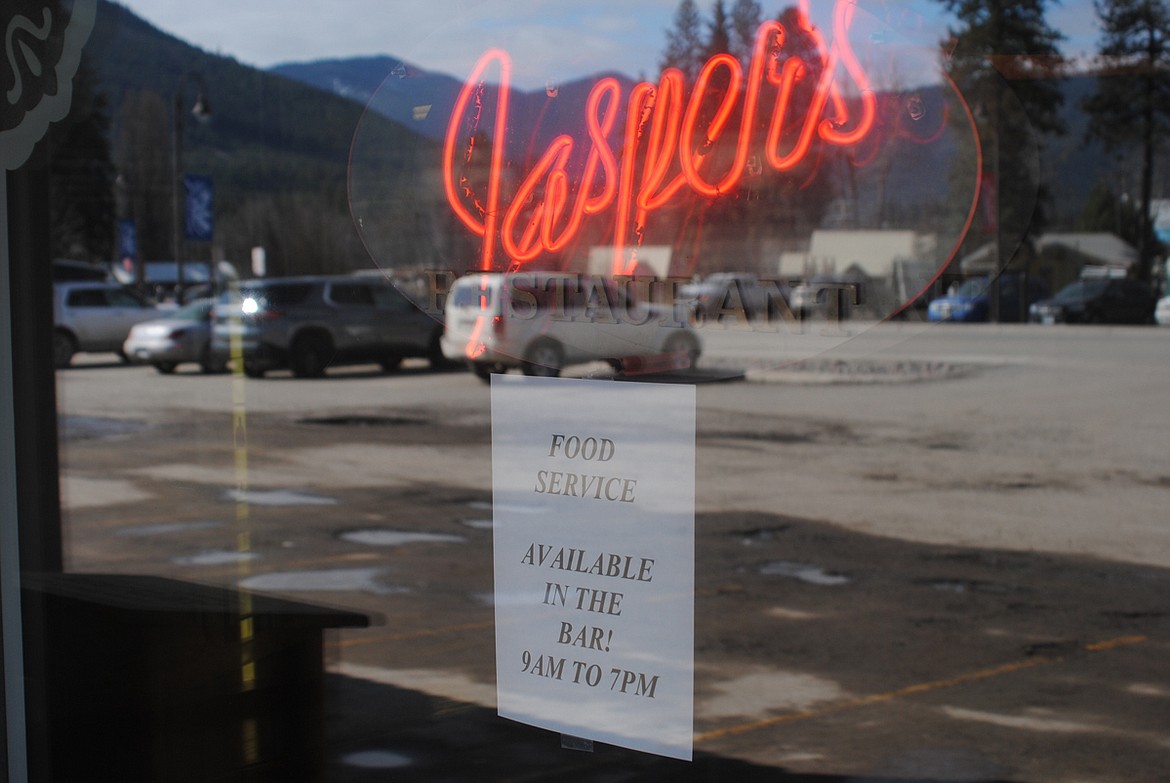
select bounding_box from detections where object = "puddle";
[239,568,407,595]
[118,520,223,537]
[760,561,850,586]
[340,750,414,769]
[736,526,790,545]
[227,489,337,506]
[174,550,259,566]
[59,416,151,441]
[340,530,465,546]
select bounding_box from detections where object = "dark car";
[928,274,1049,323]
[211,275,447,378]
[1029,278,1156,325]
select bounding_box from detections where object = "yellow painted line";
[1085,634,1146,651]
[229,309,258,762]
[696,634,1149,744]
[696,657,1052,743]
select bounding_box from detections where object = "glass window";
[66,288,111,307]
[328,282,376,306]
[5,1,1170,780]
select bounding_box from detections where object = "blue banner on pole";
[184,174,214,241]
[118,219,136,259]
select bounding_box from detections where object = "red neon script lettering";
[443,0,876,274]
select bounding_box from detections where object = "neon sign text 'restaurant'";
[443,0,876,274]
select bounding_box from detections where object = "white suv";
[53,282,160,368]
[441,272,701,381]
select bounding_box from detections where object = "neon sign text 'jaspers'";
[443,0,876,275]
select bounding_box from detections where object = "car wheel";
[243,361,265,379]
[522,339,563,377]
[152,361,177,374]
[428,329,455,370]
[380,355,403,373]
[53,331,77,369]
[290,332,332,378]
[663,332,701,369]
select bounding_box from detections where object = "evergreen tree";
[707,0,732,58]
[47,57,116,261]
[940,0,1065,318]
[1083,0,1170,281]
[662,0,706,82]
[115,90,172,264]
[729,0,763,65]
[1076,181,1158,253]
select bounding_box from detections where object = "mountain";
[80,1,445,274]
[270,57,640,147]
[271,54,1165,233]
[77,2,1162,278]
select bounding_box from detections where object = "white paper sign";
[491,375,695,760]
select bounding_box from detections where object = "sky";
[110,0,1102,90]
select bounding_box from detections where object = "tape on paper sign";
[491,375,695,761]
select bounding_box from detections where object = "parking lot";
[54,321,1170,781]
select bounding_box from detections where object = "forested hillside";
[83,0,450,276]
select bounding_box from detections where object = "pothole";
[756,358,976,384]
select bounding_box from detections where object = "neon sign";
[443,0,877,275]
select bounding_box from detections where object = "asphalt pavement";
[53,321,1170,781]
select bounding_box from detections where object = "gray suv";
[211,276,446,378]
[53,281,160,368]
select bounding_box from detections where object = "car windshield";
[450,277,498,310]
[1054,280,1108,302]
[237,283,313,309]
[953,278,990,297]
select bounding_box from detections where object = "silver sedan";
[123,299,226,374]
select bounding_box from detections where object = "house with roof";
[959,232,1137,291]
[777,229,942,307]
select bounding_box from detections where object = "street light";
[171,72,212,301]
